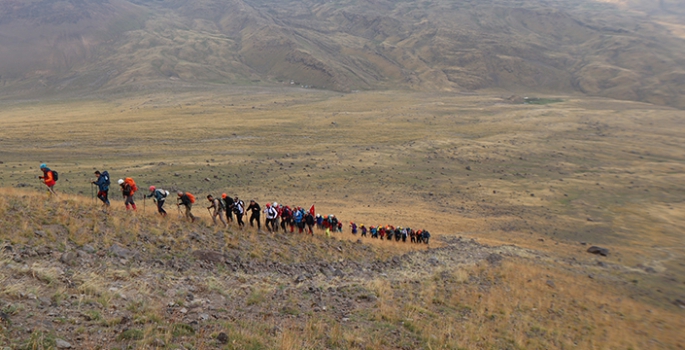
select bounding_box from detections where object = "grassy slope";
[0,188,683,349]
[0,89,684,348]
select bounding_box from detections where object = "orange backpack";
[185,192,196,204]
[124,177,138,194]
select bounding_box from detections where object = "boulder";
[587,246,609,256]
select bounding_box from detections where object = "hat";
[221,193,227,199]
[40,163,47,169]
[118,179,124,185]
[266,203,271,207]
[149,186,156,191]
[273,202,278,207]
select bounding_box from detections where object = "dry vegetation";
[0,88,684,349]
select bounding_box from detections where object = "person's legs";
[157,200,167,216]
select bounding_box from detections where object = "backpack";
[101,171,110,187]
[233,200,244,214]
[124,177,137,194]
[217,198,226,210]
[51,170,59,181]
[186,192,196,204]
[163,190,169,198]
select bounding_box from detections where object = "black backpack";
[51,170,59,181]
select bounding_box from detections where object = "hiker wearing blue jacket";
[145,186,168,216]
[92,170,110,210]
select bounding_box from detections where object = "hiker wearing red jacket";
[38,164,58,196]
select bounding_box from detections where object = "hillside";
[0,0,685,107]
[0,188,683,349]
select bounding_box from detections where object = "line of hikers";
[40,165,430,244]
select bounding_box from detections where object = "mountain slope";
[0,0,684,107]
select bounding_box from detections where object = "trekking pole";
[91,182,95,204]
[143,195,146,213]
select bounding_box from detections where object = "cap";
[149,186,156,191]
[221,193,227,199]
[40,163,47,169]
[273,202,278,207]
[118,179,124,185]
[266,203,271,207]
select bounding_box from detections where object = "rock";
[427,257,440,266]
[151,338,165,347]
[109,244,139,260]
[295,275,306,284]
[546,280,556,288]
[673,299,685,308]
[180,308,188,314]
[580,242,587,246]
[486,253,503,265]
[217,332,229,344]
[465,166,472,171]
[34,230,46,238]
[644,267,657,274]
[59,252,77,265]
[55,339,71,349]
[81,245,96,254]
[199,313,210,321]
[587,246,609,256]
[191,250,224,264]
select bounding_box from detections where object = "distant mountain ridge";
[0,0,684,107]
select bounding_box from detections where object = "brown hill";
[0,0,684,107]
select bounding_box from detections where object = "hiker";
[38,164,58,196]
[280,205,292,232]
[416,230,423,243]
[350,222,358,235]
[410,229,416,243]
[233,196,245,229]
[118,178,137,210]
[370,226,377,238]
[92,170,110,210]
[264,203,278,232]
[246,200,261,230]
[272,202,280,232]
[401,227,408,242]
[360,224,367,237]
[222,193,234,224]
[293,207,304,233]
[422,230,430,244]
[394,227,401,242]
[304,211,315,235]
[177,191,196,222]
[145,186,168,216]
[207,194,227,227]
[316,214,324,230]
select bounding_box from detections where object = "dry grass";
[0,90,684,348]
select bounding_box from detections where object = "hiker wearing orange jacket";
[38,164,57,196]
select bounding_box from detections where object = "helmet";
[221,193,227,199]
[149,186,156,191]
[118,179,124,185]
[40,163,47,169]
[273,202,278,207]
[266,203,271,207]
